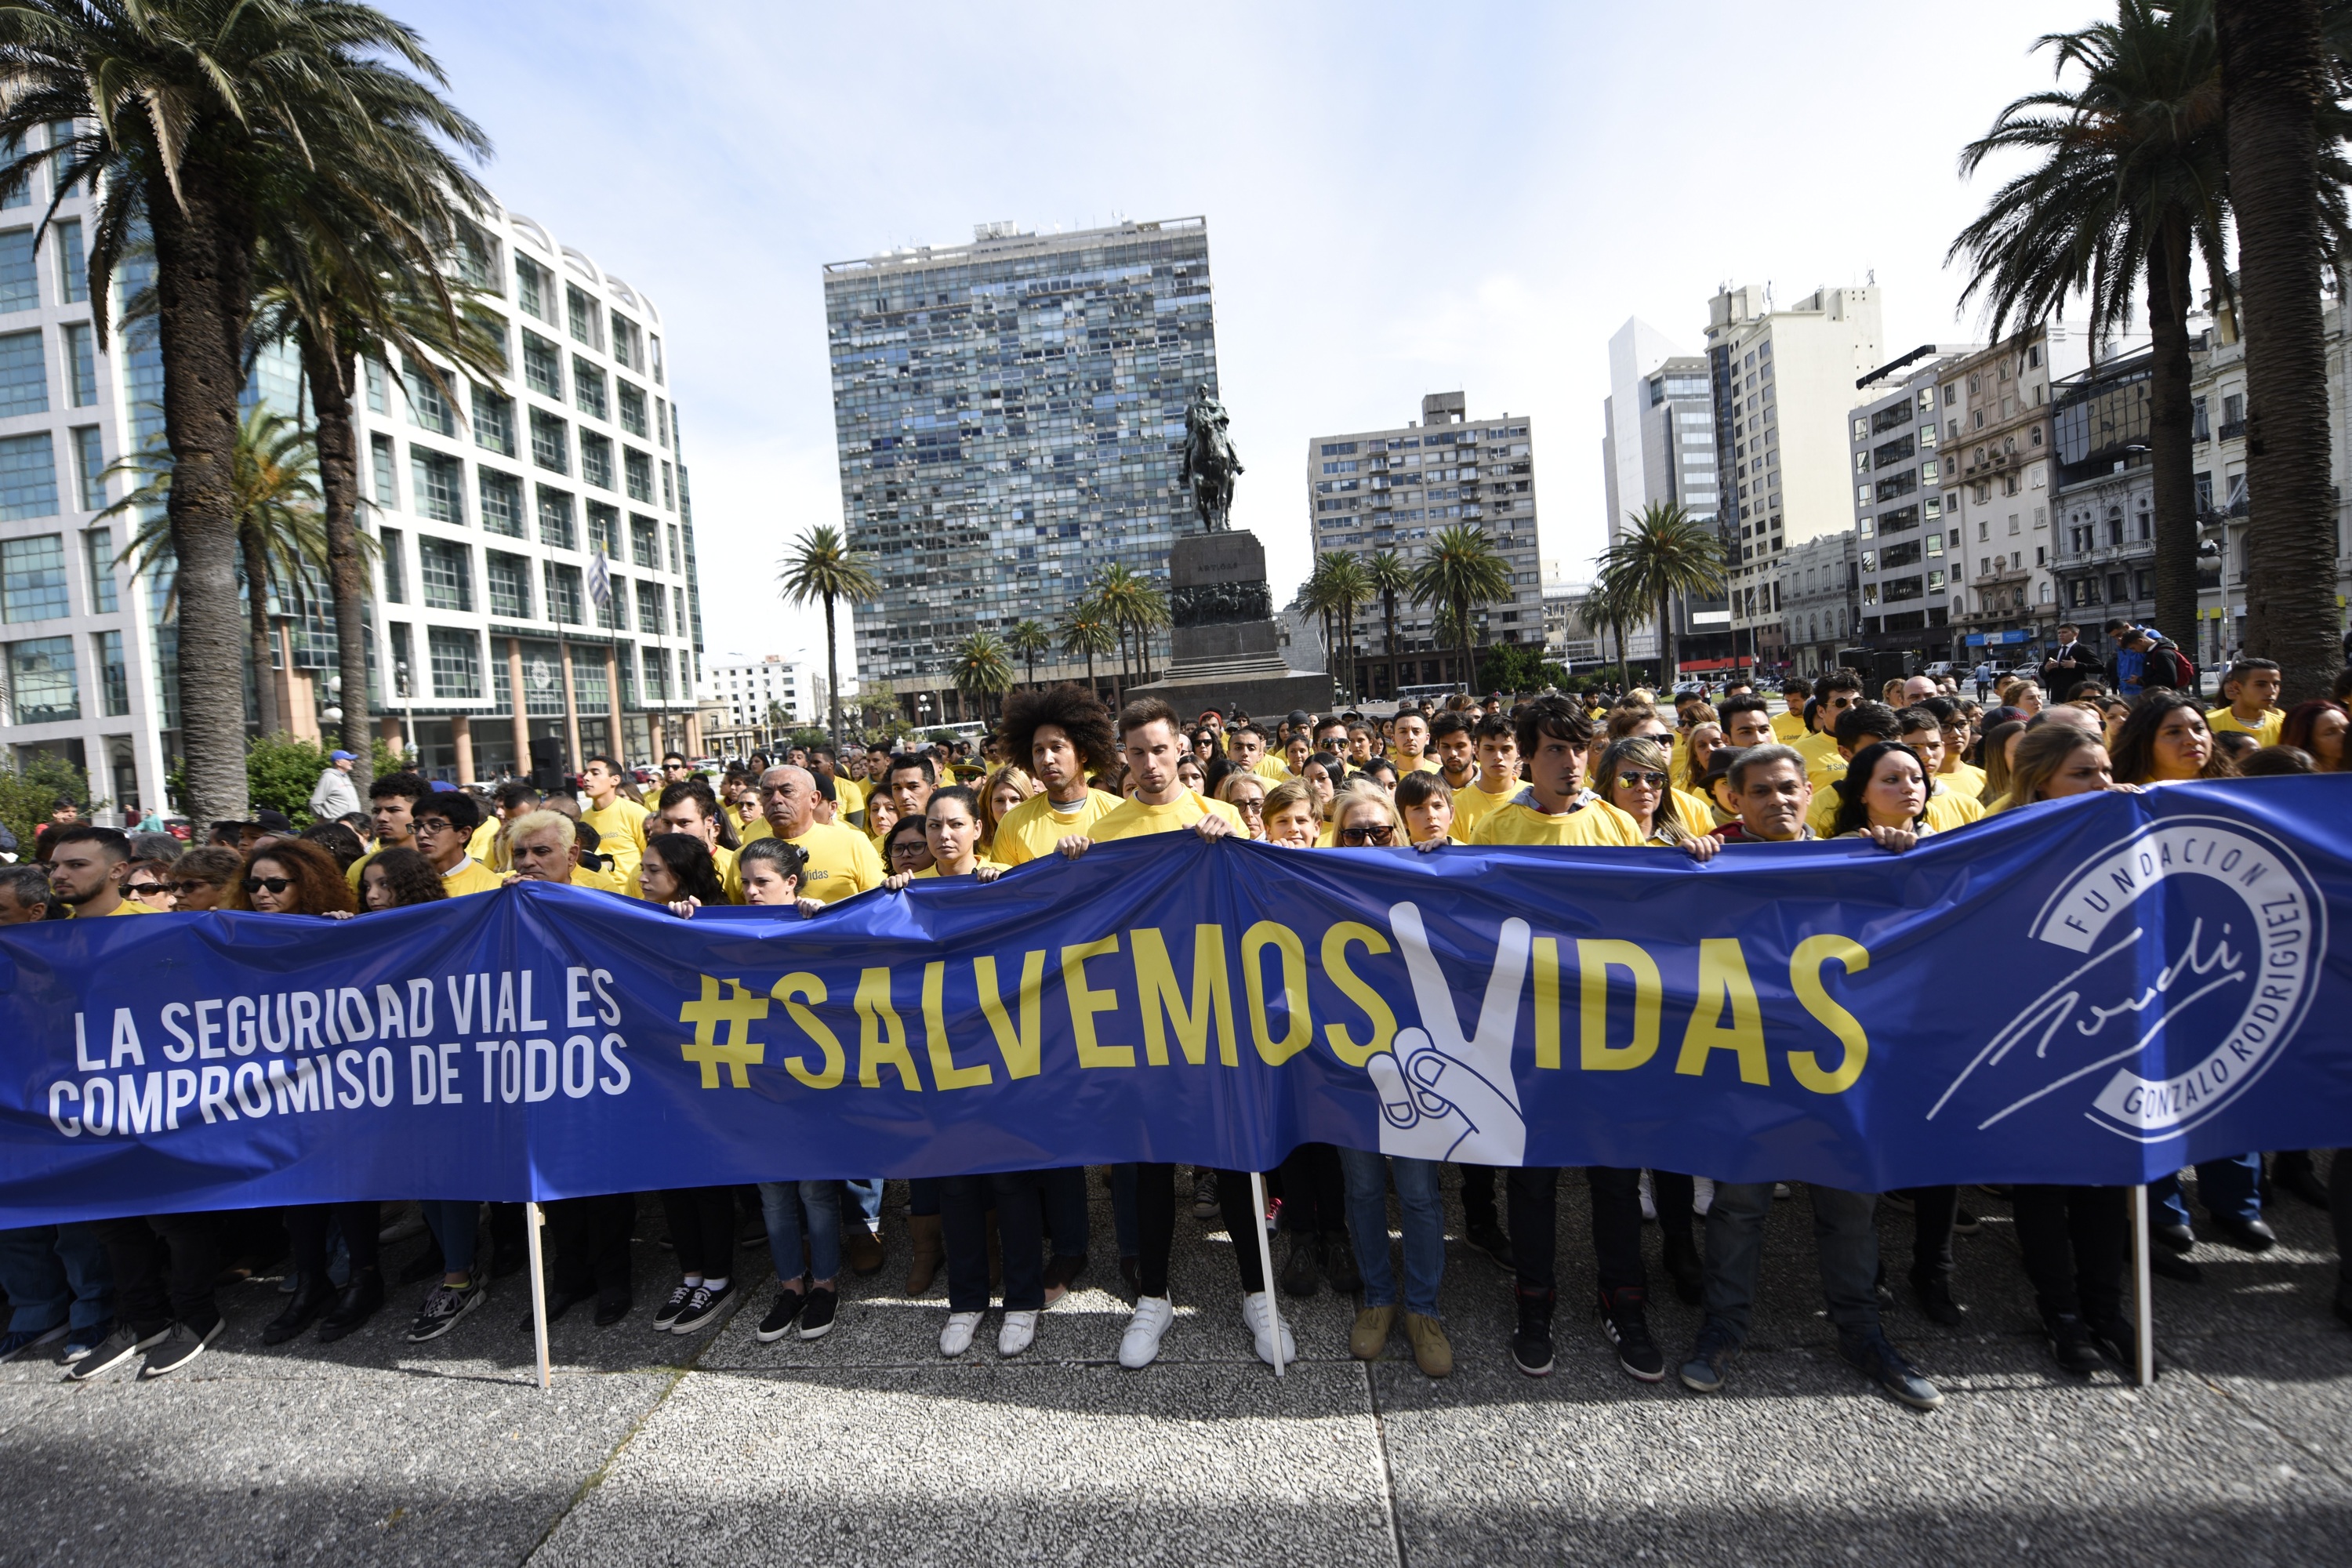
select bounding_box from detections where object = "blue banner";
[3,779,2348,1228]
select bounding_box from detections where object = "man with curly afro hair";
[989,683,1124,864]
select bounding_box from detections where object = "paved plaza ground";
[3,1164,2348,1567]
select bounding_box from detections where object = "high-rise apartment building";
[1601,320,1729,666]
[821,218,1219,720]
[699,653,826,735]
[1305,391,1542,699]
[0,151,707,809]
[1844,347,1973,664]
[1704,283,1883,668]
[1939,328,2085,661]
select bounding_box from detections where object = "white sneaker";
[939,1310,982,1358]
[1119,1295,1174,1369]
[1638,1169,1657,1222]
[998,1309,1037,1357]
[1240,1290,1296,1367]
[1693,1176,1716,1216]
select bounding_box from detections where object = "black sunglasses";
[169,880,212,895]
[243,876,292,895]
[1338,824,1396,845]
[1614,770,1669,790]
[125,882,167,898]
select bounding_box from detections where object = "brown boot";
[904,1213,944,1295]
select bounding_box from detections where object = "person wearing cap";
[310,748,362,822]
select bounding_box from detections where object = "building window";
[426,626,481,699]
[586,500,620,558]
[535,485,575,550]
[473,384,516,456]
[580,430,612,490]
[516,255,550,322]
[565,285,602,350]
[618,381,648,437]
[7,635,76,722]
[630,513,659,569]
[380,528,406,603]
[573,358,607,420]
[83,526,114,612]
[411,448,464,524]
[404,358,455,436]
[93,628,126,716]
[599,571,627,630]
[521,330,563,400]
[650,335,663,387]
[417,536,471,611]
[529,408,568,474]
[623,447,653,503]
[61,322,95,407]
[0,229,37,311]
[363,356,387,413]
[656,398,670,448]
[485,550,532,619]
[0,431,57,519]
[454,222,498,290]
[611,314,643,372]
[641,645,668,701]
[53,217,85,303]
[661,460,674,510]
[370,433,397,506]
[0,328,45,415]
[635,579,665,634]
[543,561,583,625]
[71,426,103,510]
[2,532,67,621]
[673,586,685,635]
[479,468,523,537]
[666,524,681,574]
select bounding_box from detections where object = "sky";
[401,0,2080,679]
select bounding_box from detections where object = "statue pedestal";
[1134,531,1331,721]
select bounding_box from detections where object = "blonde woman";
[1215,770,1270,841]
[1596,737,1717,858]
[1326,779,1404,849]
[978,764,1037,857]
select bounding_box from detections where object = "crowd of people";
[4,629,2347,1412]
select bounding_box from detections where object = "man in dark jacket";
[2039,623,2101,702]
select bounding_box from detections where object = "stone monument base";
[1130,530,1331,722]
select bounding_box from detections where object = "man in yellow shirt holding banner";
[750,764,884,905]
[991,684,1123,863]
[1471,697,1644,848]
[1447,716,1523,843]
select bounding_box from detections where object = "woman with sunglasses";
[1214,771,1269,840]
[120,858,176,911]
[227,839,356,919]
[1598,737,1709,853]
[164,846,244,911]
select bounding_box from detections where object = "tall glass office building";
[822,217,1220,720]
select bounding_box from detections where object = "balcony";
[2218,420,2247,442]
[1971,564,2030,588]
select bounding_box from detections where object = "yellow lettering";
[1061,936,1134,1069]
[921,960,993,1091]
[974,951,1047,1080]
[1788,935,1871,1094]
[1579,938,1661,1072]
[772,972,843,1091]
[1674,938,1769,1085]
[1322,922,1396,1068]
[1243,920,1312,1065]
[853,967,924,1091]
[1131,925,1237,1066]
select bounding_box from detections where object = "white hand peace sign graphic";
[1363,902,1530,1166]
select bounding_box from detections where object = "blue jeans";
[844,1178,884,1229]
[2150,1154,2261,1228]
[0,1223,111,1334]
[419,1200,477,1277]
[906,1177,941,1219]
[759,1180,841,1284]
[1702,1181,1879,1348]
[1336,1148,1444,1317]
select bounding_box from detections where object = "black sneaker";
[1599,1290,1665,1382]
[1911,1273,1967,1327]
[1465,1218,1515,1270]
[2088,1314,2148,1374]
[405,1279,485,1343]
[1322,1230,1362,1294]
[2047,1314,2106,1376]
[316,1271,385,1345]
[1190,1169,1221,1220]
[63,1323,165,1381]
[756,1288,805,1343]
[1511,1286,1555,1377]
[1278,1232,1319,1297]
[138,1319,223,1379]
[1839,1328,1944,1410]
[798,1286,838,1340]
[669,1280,732,1334]
[652,1283,695,1331]
[1660,1225,1704,1306]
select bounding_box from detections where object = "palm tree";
[105,405,337,737]
[1600,502,1729,686]
[1090,564,1169,699]
[1571,576,1632,682]
[1410,524,1512,693]
[1306,551,1371,701]
[1366,548,1412,691]
[2216,0,2352,698]
[1300,553,1345,684]
[1057,605,1116,700]
[779,524,880,749]
[0,0,492,823]
[1947,1,2233,650]
[949,630,1015,718]
[1006,618,1051,690]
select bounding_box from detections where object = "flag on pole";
[586,547,612,613]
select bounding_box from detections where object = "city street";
[3,1165,2345,1567]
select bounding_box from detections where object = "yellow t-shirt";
[1250,757,1290,783]
[910,858,1008,879]
[73,898,158,916]
[2207,707,2282,747]
[1087,790,1245,842]
[1980,791,2019,818]
[1448,778,1518,843]
[1669,786,1715,837]
[1390,752,1439,775]
[1469,793,1646,848]
[570,861,629,893]
[466,818,501,865]
[1805,778,1983,837]
[344,844,387,891]
[1943,760,1989,802]
[581,797,651,881]
[832,775,867,825]
[787,821,887,904]
[992,788,1123,865]
[1770,710,1809,745]
[440,858,506,898]
[622,841,742,904]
